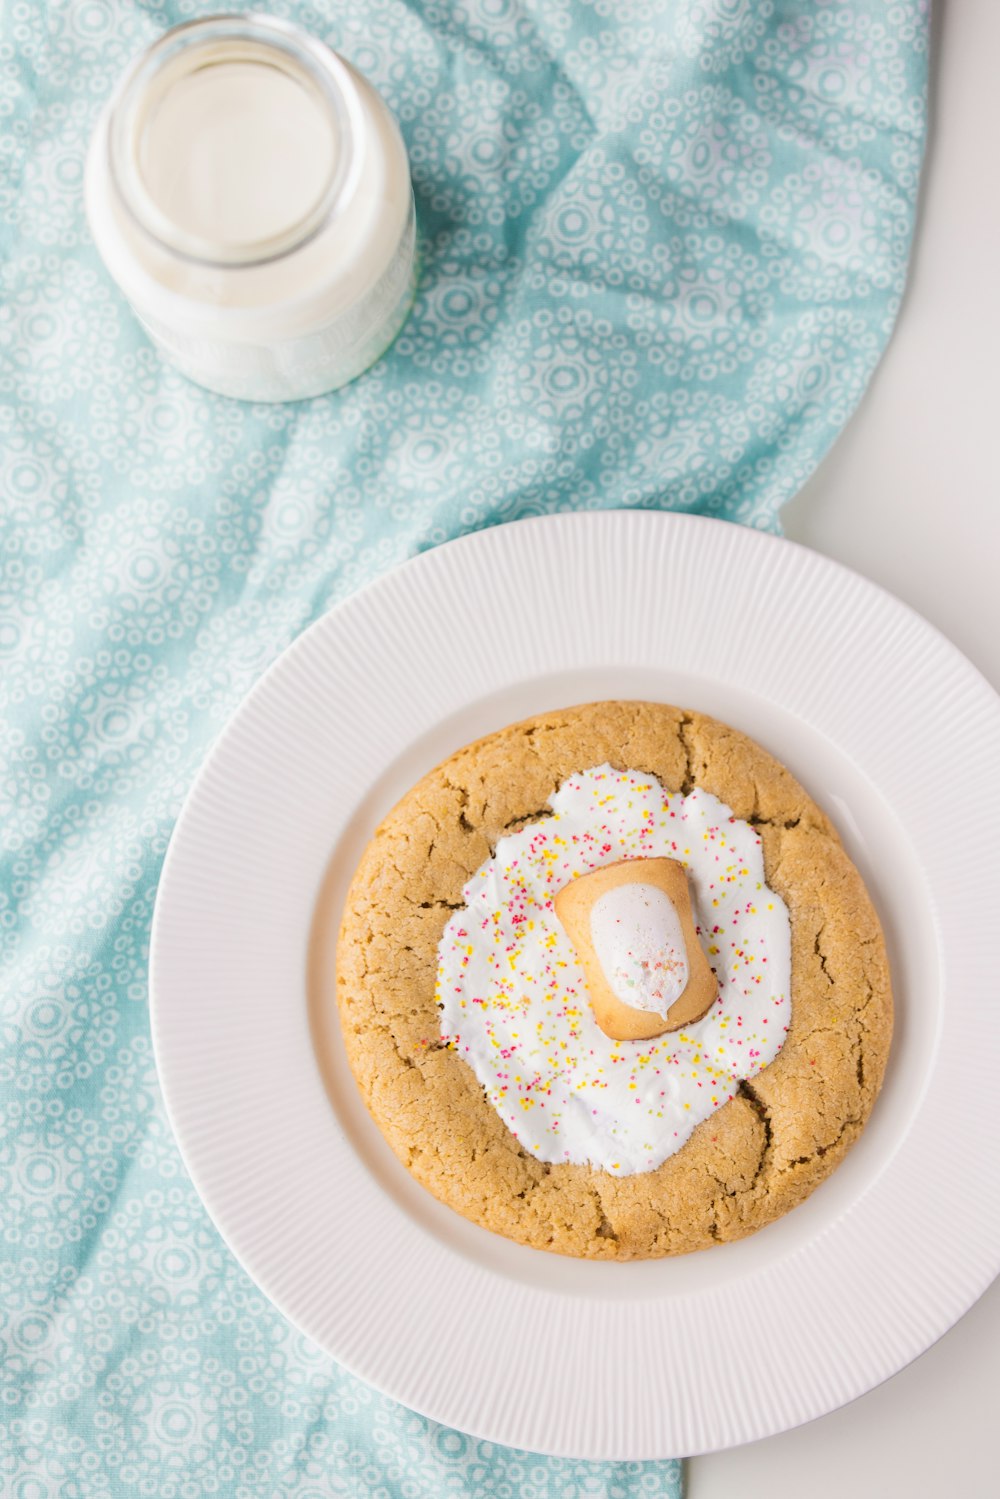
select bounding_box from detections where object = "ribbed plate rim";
[149,511,1000,1458]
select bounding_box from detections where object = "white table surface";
[690,3,1000,1495]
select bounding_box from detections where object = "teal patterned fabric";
[1,1,927,1494]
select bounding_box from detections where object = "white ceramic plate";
[150,512,1000,1459]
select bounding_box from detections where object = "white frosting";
[589,882,688,1016]
[435,765,792,1175]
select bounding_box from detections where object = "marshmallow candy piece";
[554,857,717,1041]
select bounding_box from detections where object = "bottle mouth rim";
[106,13,363,269]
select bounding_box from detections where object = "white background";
[690,3,1000,1495]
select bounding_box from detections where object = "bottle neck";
[106,13,359,271]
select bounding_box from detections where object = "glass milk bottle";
[85,14,417,402]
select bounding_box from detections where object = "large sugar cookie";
[336,702,892,1259]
